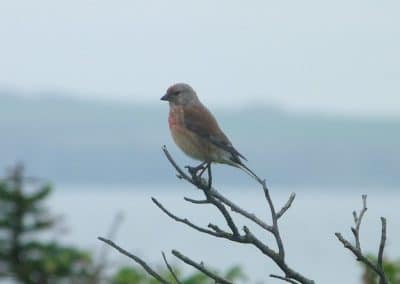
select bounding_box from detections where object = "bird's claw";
[185,165,199,177]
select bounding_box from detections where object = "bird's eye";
[172,91,180,96]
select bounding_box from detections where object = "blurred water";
[44,185,399,284]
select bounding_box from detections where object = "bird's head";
[161,83,198,106]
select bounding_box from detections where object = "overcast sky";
[1,1,399,115]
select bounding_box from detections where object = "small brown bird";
[161,83,259,184]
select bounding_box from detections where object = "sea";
[3,184,400,284]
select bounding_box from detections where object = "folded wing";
[183,104,247,162]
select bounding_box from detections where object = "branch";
[172,250,233,284]
[377,217,387,269]
[202,189,240,236]
[352,194,367,251]
[211,188,273,233]
[334,195,389,284]
[97,237,171,284]
[164,145,274,233]
[162,145,193,183]
[162,251,181,284]
[160,146,315,284]
[277,193,296,219]
[152,197,226,238]
[261,180,285,259]
[94,212,124,276]
[98,237,231,284]
[271,274,301,284]
[183,197,209,204]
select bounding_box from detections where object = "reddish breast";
[168,105,184,131]
[167,105,207,161]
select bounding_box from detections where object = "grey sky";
[1,0,399,115]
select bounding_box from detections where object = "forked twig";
[162,251,181,284]
[97,237,170,284]
[172,250,233,284]
[335,195,388,284]
[98,237,232,284]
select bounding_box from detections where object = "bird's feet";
[185,162,207,178]
[185,162,212,190]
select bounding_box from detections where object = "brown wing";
[183,103,247,161]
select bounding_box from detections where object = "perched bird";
[161,83,259,184]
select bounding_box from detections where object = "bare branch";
[165,145,274,233]
[334,195,389,284]
[277,193,296,219]
[98,236,231,284]
[162,145,193,183]
[154,196,243,243]
[354,194,368,251]
[202,189,240,236]
[183,197,209,204]
[377,217,387,269]
[93,212,124,279]
[334,232,379,273]
[270,274,300,284]
[160,146,315,284]
[259,179,285,259]
[211,188,273,233]
[152,197,223,238]
[242,226,279,259]
[162,251,181,284]
[97,237,171,284]
[171,250,233,284]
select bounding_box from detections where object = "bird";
[160,83,260,186]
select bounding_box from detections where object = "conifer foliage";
[0,164,90,284]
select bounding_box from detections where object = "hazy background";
[0,1,399,283]
[1,0,400,115]
[1,94,399,187]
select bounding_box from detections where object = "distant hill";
[1,92,399,188]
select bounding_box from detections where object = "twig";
[202,189,240,236]
[184,197,209,204]
[171,250,233,284]
[270,274,300,284]
[334,233,379,273]
[162,251,181,284]
[98,236,231,284]
[152,197,224,238]
[377,217,387,269]
[211,188,273,232]
[94,212,124,275]
[97,237,171,284]
[261,180,285,259]
[334,195,389,284]
[162,145,193,183]
[277,193,296,219]
[351,194,368,251]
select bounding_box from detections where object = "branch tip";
[335,195,389,284]
[172,250,233,284]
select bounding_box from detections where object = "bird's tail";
[235,161,262,183]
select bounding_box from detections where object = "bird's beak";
[160,93,170,101]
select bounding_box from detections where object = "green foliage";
[112,266,147,284]
[21,242,91,276]
[111,264,246,284]
[362,254,400,284]
[0,164,92,283]
[224,265,247,282]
